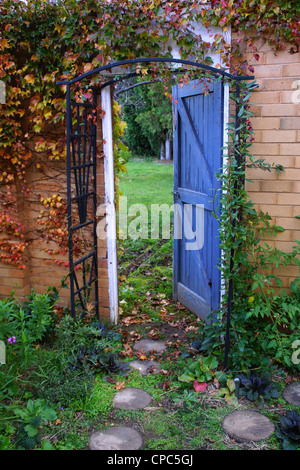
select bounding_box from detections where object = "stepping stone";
[89,426,143,450]
[129,360,161,376]
[222,410,275,443]
[283,382,300,406]
[113,387,152,410]
[133,339,167,353]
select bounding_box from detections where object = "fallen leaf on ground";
[129,331,141,341]
[138,353,147,361]
[148,329,159,339]
[114,381,126,390]
[106,377,116,384]
[149,355,157,361]
[122,316,142,326]
[185,326,198,332]
[163,381,172,390]
[120,343,134,357]
[193,380,207,392]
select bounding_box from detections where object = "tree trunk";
[165,132,172,160]
[160,140,165,160]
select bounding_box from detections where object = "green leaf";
[196,373,206,383]
[42,408,57,422]
[178,372,195,383]
[225,395,239,405]
[26,399,35,415]
[41,439,53,450]
[282,438,300,451]
[227,379,236,393]
[12,408,28,420]
[207,356,218,370]
[24,424,39,438]
[252,281,259,290]
[270,389,280,399]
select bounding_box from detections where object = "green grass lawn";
[117,158,174,267]
[118,158,174,208]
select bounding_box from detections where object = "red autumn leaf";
[193,380,207,392]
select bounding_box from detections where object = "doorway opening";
[115,76,175,324]
[97,62,228,326]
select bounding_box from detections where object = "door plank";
[173,79,223,320]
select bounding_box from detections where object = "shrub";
[276,411,300,450]
[0,287,58,362]
[178,355,219,384]
[235,372,280,404]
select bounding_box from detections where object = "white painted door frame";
[101,85,119,325]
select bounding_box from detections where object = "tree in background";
[116,79,173,160]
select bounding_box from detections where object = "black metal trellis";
[65,85,99,320]
[57,57,254,365]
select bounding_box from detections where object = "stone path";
[129,359,161,376]
[133,339,167,353]
[222,410,275,443]
[89,426,143,450]
[113,387,152,410]
[88,335,300,451]
[89,339,164,450]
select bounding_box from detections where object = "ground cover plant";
[275,410,300,450]
[0,158,299,450]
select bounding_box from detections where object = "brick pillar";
[234,33,300,291]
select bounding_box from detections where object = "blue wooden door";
[172,79,223,320]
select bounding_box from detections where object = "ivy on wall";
[0,0,299,269]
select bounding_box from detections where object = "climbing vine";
[201,79,300,371]
[0,0,299,270]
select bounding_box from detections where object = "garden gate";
[57,58,254,363]
[172,78,224,319]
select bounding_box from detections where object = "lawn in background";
[118,158,174,208]
[117,158,174,267]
